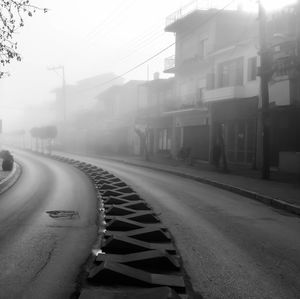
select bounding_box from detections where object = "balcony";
[164,55,175,73]
[165,0,237,30]
[165,0,212,27]
[203,84,259,103]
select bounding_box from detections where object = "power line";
[79,0,236,92]
[123,23,162,48]
[88,0,139,42]
[84,0,136,40]
[118,32,166,65]
[90,22,165,66]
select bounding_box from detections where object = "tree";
[0,0,47,78]
[30,125,57,154]
[30,127,38,151]
[45,125,57,154]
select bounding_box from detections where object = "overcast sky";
[0,0,295,131]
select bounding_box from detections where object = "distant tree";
[30,127,39,151]
[0,0,47,78]
[45,125,57,154]
[39,126,48,153]
[30,125,57,153]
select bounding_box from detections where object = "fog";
[0,0,184,132]
[0,0,297,155]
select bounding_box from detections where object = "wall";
[174,12,259,109]
[211,43,259,96]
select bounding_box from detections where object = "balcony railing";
[203,84,259,103]
[164,55,175,72]
[165,0,237,27]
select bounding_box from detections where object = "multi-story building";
[266,4,300,170]
[51,73,124,152]
[96,80,145,155]
[164,2,259,165]
[136,74,176,156]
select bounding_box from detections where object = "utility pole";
[48,65,66,122]
[258,1,271,179]
[145,65,150,161]
[48,65,67,151]
[296,0,300,103]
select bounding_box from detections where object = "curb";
[97,156,300,217]
[0,162,22,195]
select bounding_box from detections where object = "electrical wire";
[88,0,139,42]
[61,0,140,67]
[84,0,136,40]
[118,32,166,65]
[79,0,237,92]
[123,23,162,48]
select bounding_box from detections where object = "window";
[247,57,257,81]
[218,57,244,88]
[158,129,171,151]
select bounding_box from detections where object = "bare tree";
[30,126,57,154]
[45,125,57,154]
[0,0,47,77]
[30,127,38,151]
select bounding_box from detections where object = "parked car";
[0,150,14,171]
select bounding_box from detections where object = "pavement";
[0,150,97,298]
[0,170,9,181]
[82,152,300,216]
[3,149,299,216]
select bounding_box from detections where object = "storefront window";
[158,128,171,151]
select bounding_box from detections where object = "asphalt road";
[0,150,97,299]
[60,153,300,299]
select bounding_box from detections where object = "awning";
[163,108,208,127]
[135,114,173,129]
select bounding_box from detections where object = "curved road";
[0,150,97,299]
[61,153,300,299]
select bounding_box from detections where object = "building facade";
[164,5,259,165]
[266,4,300,168]
[96,80,146,155]
[136,76,176,157]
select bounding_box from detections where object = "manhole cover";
[46,210,79,219]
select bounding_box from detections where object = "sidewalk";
[91,153,300,216]
[0,162,22,194]
[0,170,10,182]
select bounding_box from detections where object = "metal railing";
[165,0,238,27]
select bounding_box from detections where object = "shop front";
[164,108,209,160]
[210,97,258,166]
